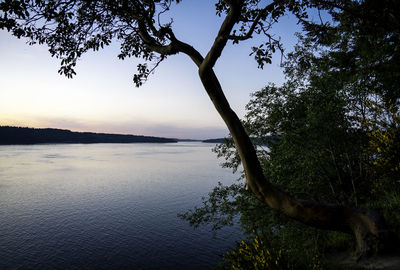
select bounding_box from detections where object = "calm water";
[0,142,241,270]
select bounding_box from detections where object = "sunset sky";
[0,2,302,139]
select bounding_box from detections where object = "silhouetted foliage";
[0,0,307,85]
[181,1,400,266]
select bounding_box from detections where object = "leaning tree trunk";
[196,66,391,258]
[136,0,394,258]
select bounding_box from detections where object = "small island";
[202,138,226,143]
[0,126,177,145]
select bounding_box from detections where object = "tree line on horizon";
[0,126,177,144]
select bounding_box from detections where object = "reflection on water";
[0,142,240,270]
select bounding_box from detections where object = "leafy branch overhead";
[0,0,311,84]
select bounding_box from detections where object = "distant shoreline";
[0,126,228,145]
[0,126,177,145]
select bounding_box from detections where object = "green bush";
[215,234,331,270]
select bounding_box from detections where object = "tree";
[184,30,399,263]
[0,0,396,258]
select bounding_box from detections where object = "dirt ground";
[330,253,400,270]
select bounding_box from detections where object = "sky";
[0,1,302,140]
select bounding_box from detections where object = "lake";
[0,142,241,270]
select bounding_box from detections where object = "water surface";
[0,142,240,270]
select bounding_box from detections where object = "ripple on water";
[0,143,242,270]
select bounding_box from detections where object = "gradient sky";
[0,1,302,139]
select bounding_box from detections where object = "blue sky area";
[0,1,303,139]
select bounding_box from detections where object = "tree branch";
[227,0,280,42]
[200,0,243,71]
[137,18,204,67]
[137,20,178,55]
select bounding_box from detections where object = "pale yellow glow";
[0,2,294,139]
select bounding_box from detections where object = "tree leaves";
[0,0,173,82]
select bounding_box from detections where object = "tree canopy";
[0,0,306,83]
[181,0,400,267]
